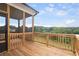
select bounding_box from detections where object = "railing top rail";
[34,32,76,36]
[10,32,32,34]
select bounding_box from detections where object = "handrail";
[34,32,77,55]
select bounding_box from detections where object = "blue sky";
[27,3,79,27]
[0,3,79,27]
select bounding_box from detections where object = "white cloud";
[38,4,68,16]
[54,24,67,27]
[48,4,54,7]
[65,19,76,24]
[38,10,46,15]
[51,19,76,27]
[38,6,54,15]
[62,6,67,9]
[45,7,54,13]
[75,9,79,15]
[56,10,67,16]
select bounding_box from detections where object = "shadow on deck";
[0,41,74,56]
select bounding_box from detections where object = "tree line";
[0,26,79,34]
[34,26,79,34]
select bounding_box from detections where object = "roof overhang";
[6,3,39,16]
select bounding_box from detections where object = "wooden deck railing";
[34,32,77,54]
[10,32,32,49]
[25,32,32,41]
[0,32,79,55]
[10,33,23,49]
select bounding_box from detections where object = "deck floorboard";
[0,41,74,56]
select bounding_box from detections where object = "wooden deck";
[0,41,74,56]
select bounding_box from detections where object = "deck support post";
[7,5,10,51]
[23,12,26,45]
[32,15,34,41]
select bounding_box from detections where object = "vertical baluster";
[16,33,17,48]
[61,35,63,48]
[70,35,72,51]
[15,34,16,49]
[66,35,68,50]
[68,36,70,50]
[72,35,75,52]
[60,34,62,48]
[10,33,13,49]
[64,35,66,49]
[53,34,54,46]
[58,34,60,48]
[12,34,13,49]
[19,34,20,47]
[13,34,14,49]
[14,34,15,49]
[59,34,61,48]
[10,34,13,49]
[70,36,71,50]
[66,36,68,50]
[13,34,16,49]
[56,34,58,47]
[62,35,64,48]
[63,35,65,49]
[46,34,49,47]
[21,33,23,46]
[54,34,56,47]
[17,33,18,48]
[65,35,68,50]
[60,35,62,48]
[17,34,20,47]
[10,34,11,49]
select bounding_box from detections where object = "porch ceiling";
[0,3,35,20]
[10,6,31,20]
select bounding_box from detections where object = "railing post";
[74,38,77,55]
[69,35,78,56]
[32,15,34,41]
[74,35,79,56]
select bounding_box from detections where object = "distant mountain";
[0,25,79,34]
[34,26,79,34]
[0,25,32,33]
